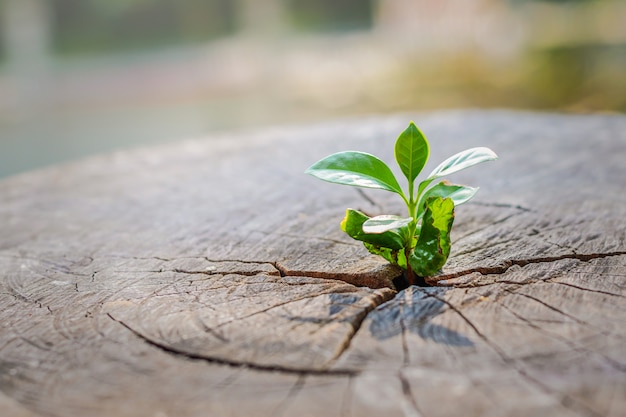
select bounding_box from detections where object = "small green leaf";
[394,122,430,184]
[362,215,413,234]
[416,177,434,201]
[306,151,404,196]
[340,209,405,250]
[364,243,408,269]
[426,147,498,180]
[416,181,478,219]
[409,197,455,277]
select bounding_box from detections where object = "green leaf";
[426,147,498,180]
[362,215,413,234]
[416,181,478,219]
[416,177,434,201]
[340,209,405,250]
[394,122,430,184]
[409,197,455,277]
[305,151,404,196]
[364,243,408,269]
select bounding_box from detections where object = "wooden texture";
[0,110,624,417]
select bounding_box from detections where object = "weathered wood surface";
[1,110,625,417]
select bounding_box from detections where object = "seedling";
[305,122,497,286]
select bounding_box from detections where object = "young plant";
[305,122,497,286]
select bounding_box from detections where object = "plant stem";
[404,179,418,287]
[405,248,415,286]
[406,180,418,245]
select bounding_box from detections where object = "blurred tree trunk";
[1,0,51,71]
[234,0,288,36]
[1,0,52,118]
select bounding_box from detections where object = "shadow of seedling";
[369,287,474,347]
[275,290,472,347]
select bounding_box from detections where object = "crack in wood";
[466,201,533,212]
[398,370,423,417]
[327,289,396,367]
[397,288,416,366]
[191,314,229,343]
[544,239,579,254]
[273,262,288,278]
[274,262,403,290]
[549,281,626,298]
[209,287,369,331]
[500,287,626,347]
[101,283,394,376]
[171,267,279,277]
[203,257,272,263]
[340,375,354,417]
[504,289,589,327]
[106,312,357,376]
[400,313,410,367]
[355,188,384,211]
[111,258,283,278]
[434,259,626,299]
[271,375,306,417]
[429,251,626,285]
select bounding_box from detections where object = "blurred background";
[0,0,625,178]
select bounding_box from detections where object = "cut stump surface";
[1,111,625,417]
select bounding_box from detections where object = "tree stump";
[1,111,624,417]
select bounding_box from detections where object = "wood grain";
[0,110,624,416]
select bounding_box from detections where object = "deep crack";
[429,251,626,284]
[107,312,357,376]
